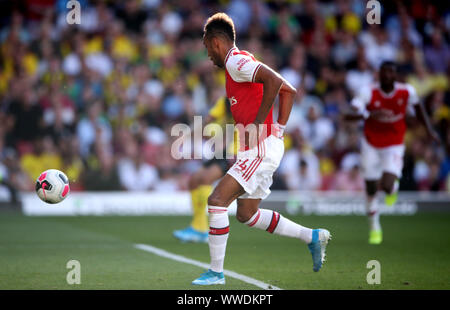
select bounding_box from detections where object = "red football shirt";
[224,47,273,148]
[351,82,419,147]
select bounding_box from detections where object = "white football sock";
[390,180,399,194]
[245,209,313,244]
[366,198,381,231]
[208,206,229,273]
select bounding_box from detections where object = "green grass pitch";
[0,211,449,290]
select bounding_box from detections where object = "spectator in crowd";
[0,147,18,203]
[77,100,112,159]
[83,146,122,191]
[332,30,358,67]
[59,136,84,191]
[439,128,450,189]
[345,52,374,96]
[300,103,335,152]
[280,44,306,91]
[117,137,159,191]
[6,86,44,153]
[330,152,365,192]
[386,4,423,49]
[279,130,321,191]
[153,168,180,191]
[362,26,397,70]
[424,30,450,74]
[20,136,62,188]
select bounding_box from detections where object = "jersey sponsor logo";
[370,109,404,123]
[229,96,237,106]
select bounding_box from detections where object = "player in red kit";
[345,61,440,244]
[192,13,331,285]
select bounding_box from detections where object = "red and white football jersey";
[224,46,274,146]
[351,82,419,148]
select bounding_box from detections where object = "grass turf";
[0,212,449,290]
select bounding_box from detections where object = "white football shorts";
[227,134,284,199]
[361,137,405,180]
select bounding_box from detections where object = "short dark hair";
[203,12,235,42]
[380,60,397,71]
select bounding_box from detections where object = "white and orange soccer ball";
[35,169,70,204]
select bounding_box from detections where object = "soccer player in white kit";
[345,61,440,244]
[192,13,331,285]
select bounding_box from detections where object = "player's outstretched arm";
[413,102,441,144]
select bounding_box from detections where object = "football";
[35,169,70,204]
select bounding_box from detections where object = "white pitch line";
[134,243,282,290]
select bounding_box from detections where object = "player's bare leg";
[380,172,399,207]
[365,180,382,244]
[235,198,260,223]
[207,173,246,207]
[237,198,331,271]
[174,165,224,243]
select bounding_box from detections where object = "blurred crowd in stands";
[0,0,449,199]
